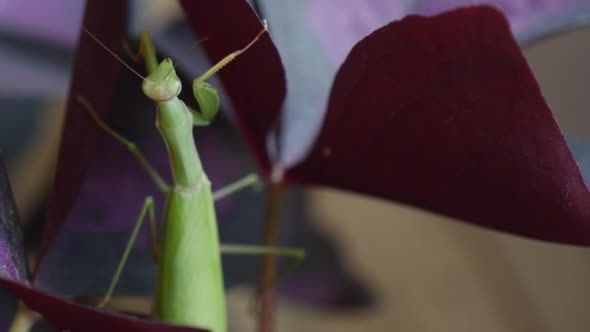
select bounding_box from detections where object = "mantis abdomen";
[155,188,225,331]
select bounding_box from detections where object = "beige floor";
[227,188,590,332]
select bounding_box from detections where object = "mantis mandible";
[76,23,303,332]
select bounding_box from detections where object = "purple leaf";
[287,6,590,246]
[180,0,286,174]
[35,0,127,270]
[0,0,84,97]
[0,278,207,332]
[302,0,408,66]
[0,161,28,282]
[33,137,165,296]
[0,0,84,47]
[253,0,337,171]
[413,0,590,46]
[304,0,590,66]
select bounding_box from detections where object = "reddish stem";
[256,182,284,332]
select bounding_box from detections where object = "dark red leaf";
[0,278,207,332]
[35,0,127,270]
[287,6,590,246]
[0,161,28,282]
[180,0,286,174]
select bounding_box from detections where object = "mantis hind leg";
[220,244,305,283]
[220,244,304,266]
[220,244,305,313]
[76,96,170,193]
[99,195,157,308]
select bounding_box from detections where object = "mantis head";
[142,59,182,101]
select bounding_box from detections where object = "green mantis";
[76,25,303,332]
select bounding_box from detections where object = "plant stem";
[256,182,285,332]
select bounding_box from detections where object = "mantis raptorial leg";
[80,23,302,332]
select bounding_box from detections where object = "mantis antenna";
[81,26,147,81]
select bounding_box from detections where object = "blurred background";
[1,1,590,331]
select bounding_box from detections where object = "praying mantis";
[74,23,303,332]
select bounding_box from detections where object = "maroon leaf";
[180,0,286,174]
[0,278,207,332]
[0,161,28,282]
[35,0,127,269]
[287,6,590,246]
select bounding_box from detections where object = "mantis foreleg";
[189,25,268,127]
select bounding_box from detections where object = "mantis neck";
[156,97,204,188]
